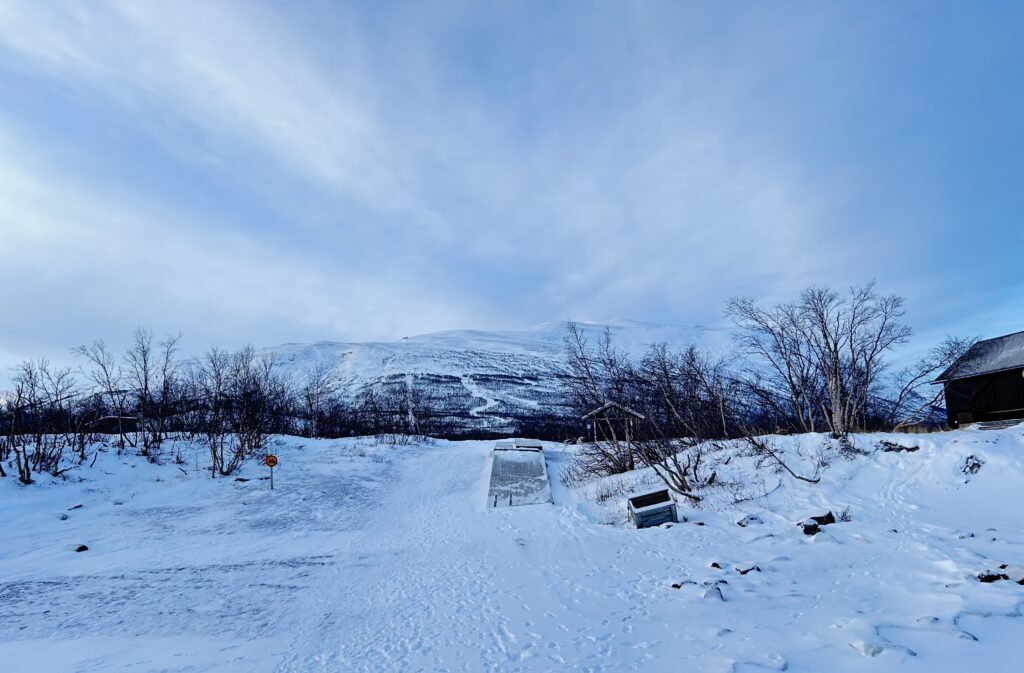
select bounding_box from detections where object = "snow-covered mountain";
[271,320,728,434]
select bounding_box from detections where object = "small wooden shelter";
[581,401,645,443]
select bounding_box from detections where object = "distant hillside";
[270,321,727,436]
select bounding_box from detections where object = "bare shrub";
[739,433,821,484]
[191,346,288,477]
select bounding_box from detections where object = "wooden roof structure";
[581,401,645,421]
[935,330,1024,382]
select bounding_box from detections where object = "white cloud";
[0,1,438,225]
[2,0,994,376]
[0,127,484,366]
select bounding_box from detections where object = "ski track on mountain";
[460,375,499,417]
[269,322,723,432]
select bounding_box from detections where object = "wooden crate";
[627,489,678,528]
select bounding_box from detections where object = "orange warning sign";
[265,455,278,468]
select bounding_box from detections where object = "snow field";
[1,426,1022,672]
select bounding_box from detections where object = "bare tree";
[726,297,822,433]
[228,345,284,462]
[561,321,639,477]
[561,323,738,500]
[299,361,342,438]
[193,347,231,476]
[153,333,183,446]
[630,345,739,501]
[4,359,80,481]
[124,328,155,454]
[728,283,912,436]
[887,335,977,429]
[5,369,36,484]
[799,284,912,435]
[73,339,130,449]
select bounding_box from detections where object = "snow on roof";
[494,440,543,452]
[581,401,645,421]
[935,330,1024,382]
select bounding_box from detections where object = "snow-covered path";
[274,442,696,672]
[2,430,1023,672]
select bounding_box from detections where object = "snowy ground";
[1,428,1022,672]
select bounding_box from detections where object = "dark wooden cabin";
[934,330,1024,427]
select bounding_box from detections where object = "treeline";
[0,330,486,484]
[1,282,974,488]
[561,283,974,496]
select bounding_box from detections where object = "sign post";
[265,454,278,490]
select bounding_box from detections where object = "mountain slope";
[271,320,726,434]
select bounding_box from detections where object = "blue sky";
[1,1,1023,370]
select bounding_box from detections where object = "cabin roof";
[581,401,645,421]
[935,330,1024,383]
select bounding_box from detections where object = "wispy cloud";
[0,0,1022,372]
[0,126,482,362]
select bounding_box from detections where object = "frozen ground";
[1,427,1022,672]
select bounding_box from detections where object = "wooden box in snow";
[627,489,677,528]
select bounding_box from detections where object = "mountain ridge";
[269,321,728,435]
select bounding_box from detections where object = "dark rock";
[710,562,722,569]
[800,522,821,536]
[878,440,919,453]
[810,511,836,526]
[75,545,89,553]
[59,514,69,521]
[799,511,836,535]
[235,477,250,482]
[737,514,764,527]
[978,572,1009,583]
[67,504,83,511]
[736,566,762,575]
[962,455,984,475]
